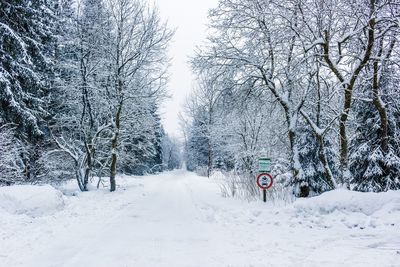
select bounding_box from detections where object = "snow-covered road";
[1,170,399,267]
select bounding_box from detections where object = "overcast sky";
[155,0,218,138]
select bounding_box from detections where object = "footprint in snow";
[252,210,262,217]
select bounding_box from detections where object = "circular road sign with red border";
[256,173,273,189]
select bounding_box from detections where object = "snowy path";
[1,170,399,267]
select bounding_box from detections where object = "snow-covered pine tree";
[0,0,59,182]
[161,134,182,171]
[0,122,24,185]
[119,103,165,175]
[297,126,337,196]
[0,0,55,135]
[185,112,210,173]
[349,17,400,192]
[148,105,164,173]
[350,79,400,192]
[51,0,78,112]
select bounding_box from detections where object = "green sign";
[258,157,271,172]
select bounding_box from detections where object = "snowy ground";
[0,170,399,267]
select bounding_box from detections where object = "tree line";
[184,0,400,197]
[0,0,181,191]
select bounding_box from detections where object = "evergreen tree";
[185,112,209,173]
[0,0,55,136]
[147,105,164,173]
[161,134,182,171]
[297,126,337,196]
[0,121,24,185]
[119,103,165,175]
[350,80,400,192]
[0,0,58,182]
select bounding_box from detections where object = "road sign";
[258,157,271,172]
[256,173,273,190]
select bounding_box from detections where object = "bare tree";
[49,0,112,191]
[105,0,172,191]
[193,0,313,190]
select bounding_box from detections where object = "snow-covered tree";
[0,0,55,135]
[104,0,172,191]
[297,126,338,196]
[119,102,165,175]
[0,123,24,184]
[185,110,210,174]
[349,9,400,192]
[350,74,400,192]
[299,0,399,186]
[161,134,182,171]
[192,0,321,191]
[189,0,399,198]
[47,0,113,191]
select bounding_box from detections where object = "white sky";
[155,0,218,138]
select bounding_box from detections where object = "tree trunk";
[300,109,337,190]
[314,70,336,189]
[110,102,122,192]
[374,42,389,155]
[288,127,305,191]
[82,144,93,191]
[338,117,349,185]
[316,134,336,189]
[372,41,390,175]
[207,106,213,178]
[75,167,85,192]
[110,138,117,192]
[207,145,212,178]
[322,10,376,186]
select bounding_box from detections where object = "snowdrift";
[293,189,400,215]
[0,185,65,217]
[290,189,400,228]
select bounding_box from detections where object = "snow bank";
[290,189,400,228]
[0,185,65,217]
[293,189,400,216]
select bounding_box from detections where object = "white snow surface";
[0,170,399,267]
[0,184,65,217]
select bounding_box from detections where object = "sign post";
[263,189,267,202]
[257,157,273,202]
[258,157,271,173]
[256,172,273,203]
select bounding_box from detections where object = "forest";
[1,0,400,198]
[183,0,400,197]
[0,0,181,191]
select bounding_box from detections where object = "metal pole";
[263,189,266,202]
